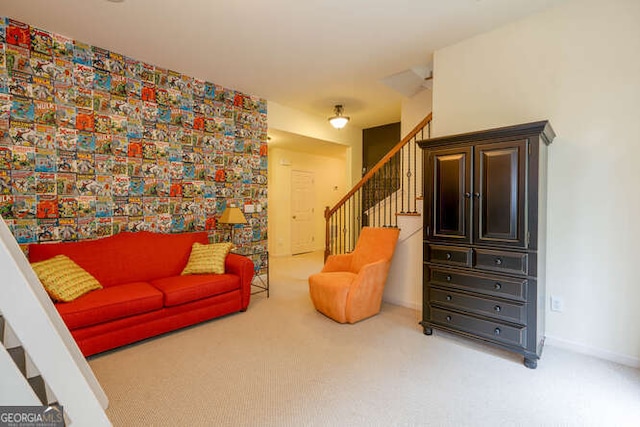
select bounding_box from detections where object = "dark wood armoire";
[418,121,555,368]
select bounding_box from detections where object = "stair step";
[8,346,26,376]
[44,382,58,406]
[28,375,48,404]
[396,212,421,217]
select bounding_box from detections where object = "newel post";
[324,206,331,261]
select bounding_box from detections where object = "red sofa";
[28,231,254,357]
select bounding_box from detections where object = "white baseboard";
[383,296,420,312]
[545,335,640,368]
[270,248,324,258]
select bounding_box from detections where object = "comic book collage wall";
[0,17,269,267]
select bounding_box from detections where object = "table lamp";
[218,207,247,244]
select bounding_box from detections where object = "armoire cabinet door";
[426,146,472,244]
[473,139,527,248]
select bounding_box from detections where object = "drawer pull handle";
[445,253,452,260]
[494,327,501,335]
[446,275,452,282]
[495,257,503,265]
[446,295,452,301]
[494,305,501,312]
[494,283,502,290]
[464,192,471,198]
[446,315,452,322]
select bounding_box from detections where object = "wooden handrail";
[325,113,432,219]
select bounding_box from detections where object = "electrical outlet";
[550,296,564,312]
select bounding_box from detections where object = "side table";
[233,247,269,298]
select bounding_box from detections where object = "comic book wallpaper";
[0,17,269,271]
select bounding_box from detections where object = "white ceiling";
[1,0,565,129]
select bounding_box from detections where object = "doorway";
[291,170,315,255]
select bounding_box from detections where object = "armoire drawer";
[429,267,527,302]
[430,307,526,348]
[427,244,472,267]
[429,287,527,324]
[474,248,529,275]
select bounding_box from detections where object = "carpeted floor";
[89,251,640,426]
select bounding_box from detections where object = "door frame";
[290,169,316,255]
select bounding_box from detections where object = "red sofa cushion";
[150,274,240,307]
[56,282,164,330]
[70,290,244,356]
[28,231,209,287]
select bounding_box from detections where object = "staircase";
[0,217,111,425]
[324,113,432,258]
[0,312,63,411]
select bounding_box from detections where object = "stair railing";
[324,113,432,259]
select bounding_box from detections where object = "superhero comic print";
[0,17,269,271]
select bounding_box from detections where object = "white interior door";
[291,170,315,255]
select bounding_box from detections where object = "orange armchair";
[308,227,400,323]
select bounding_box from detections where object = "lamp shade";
[219,207,247,225]
[328,104,350,129]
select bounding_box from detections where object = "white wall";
[268,101,362,187]
[383,89,432,309]
[267,101,360,257]
[401,89,433,139]
[431,0,640,366]
[268,147,347,257]
[384,208,425,311]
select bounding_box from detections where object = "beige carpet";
[89,251,640,426]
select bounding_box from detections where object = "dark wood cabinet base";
[421,321,541,369]
[524,357,538,369]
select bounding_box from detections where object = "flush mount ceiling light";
[328,104,350,129]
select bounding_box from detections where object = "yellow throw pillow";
[181,242,234,275]
[31,255,103,302]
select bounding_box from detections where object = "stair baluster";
[324,113,432,258]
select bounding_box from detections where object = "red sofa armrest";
[225,253,254,310]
